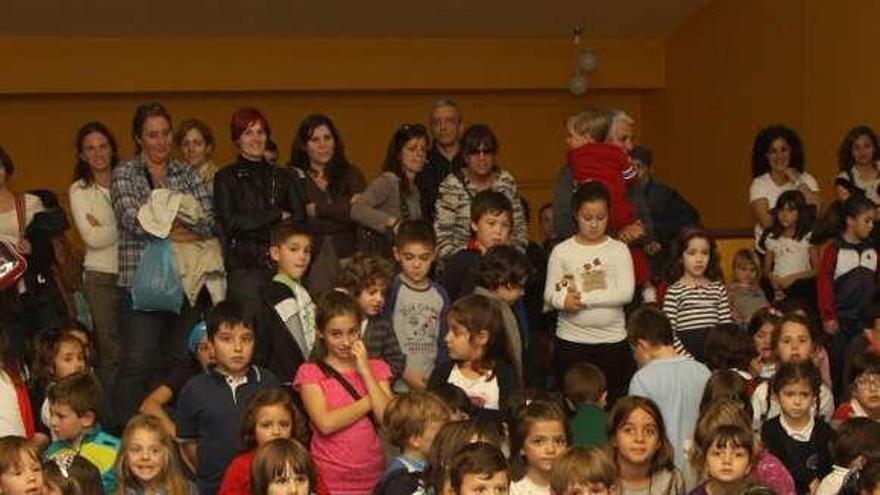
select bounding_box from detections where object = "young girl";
[545,181,636,403]
[250,438,317,495]
[751,313,834,430]
[428,294,520,421]
[293,290,393,495]
[662,228,732,362]
[509,399,569,495]
[748,308,782,381]
[727,249,768,327]
[688,423,756,495]
[32,329,87,443]
[760,362,833,495]
[0,436,43,495]
[44,455,103,495]
[219,389,309,495]
[114,414,196,495]
[607,396,685,495]
[427,418,506,495]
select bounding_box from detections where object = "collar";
[274,273,302,293]
[209,365,261,385]
[466,239,486,253]
[849,398,868,418]
[837,235,873,251]
[780,414,815,441]
[398,455,429,473]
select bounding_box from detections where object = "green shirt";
[570,402,608,447]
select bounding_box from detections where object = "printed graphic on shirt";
[553,258,607,294]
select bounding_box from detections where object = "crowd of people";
[0,98,880,495]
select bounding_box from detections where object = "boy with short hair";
[832,352,880,425]
[256,221,316,385]
[45,372,121,494]
[449,442,510,495]
[626,305,710,487]
[563,363,608,448]
[387,220,451,391]
[336,253,406,380]
[816,417,880,495]
[176,300,281,495]
[549,446,618,495]
[376,390,452,495]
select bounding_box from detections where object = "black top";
[427,360,520,423]
[418,146,460,223]
[438,248,481,302]
[761,416,833,495]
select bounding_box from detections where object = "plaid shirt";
[111,155,216,288]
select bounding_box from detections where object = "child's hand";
[823,319,839,335]
[352,340,370,371]
[563,287,586,311]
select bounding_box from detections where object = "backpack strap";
[315,360,380,429]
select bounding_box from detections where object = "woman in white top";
[835,125,880,205]
[69,121,121,394]
[749,125,820,253]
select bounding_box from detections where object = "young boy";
[563,363,608,448]
[843,301,880,386]
[336,253,406,380]
[176,301,281,495]
[472,245,533,379]
[376,390,452,495]
[449,442,510,495]
[816,418,880,495]
[440,190,514,301]
[549,446,618,495]
[386,220,451,391]
[626,306,710,488]
[45,372,121,494]
[256,221,316,385]
[833,352,880,425]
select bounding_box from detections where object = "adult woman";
[350,123,429,254]
[174,118,218,190]
[68,122,121,391]
[434,124,528,259]
[111,101,216,425]
[749,125,819,252]
[289,114,365,295]
[214,107,306,308]
[836,125,880,204]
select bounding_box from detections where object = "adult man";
[419,99,464,222]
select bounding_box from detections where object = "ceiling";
[1,1,704,39]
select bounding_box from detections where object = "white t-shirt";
[838,165,880,205]
[448,365,500,411]
[0,193,45,245]
[511,476,550,495]
[0,371,25,437]
[749,172,819,247]
[765,233,812,278]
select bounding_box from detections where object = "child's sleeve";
[662,285,680,330]
[292,363,322,390]
[544,244,569,310]
[369,359,393,383]
[716,283,733,323]
[816,243,838,324]
[173,382,201,441]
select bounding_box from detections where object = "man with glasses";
[419,99,465,223]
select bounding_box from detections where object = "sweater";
[817,237,878,324]
[69,180,119,274]
[568,142,637,232]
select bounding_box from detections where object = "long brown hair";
[607,396,676,475]
[115,415,191,495]
[251,438,316,495]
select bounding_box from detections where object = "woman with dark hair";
[174,118,218,189]
[111,101,217,425]
[214,107,306,309]
[68,121,121,391]
[836,125,880,204]
[289,113,366,295]
[434,124,527,259]
[749,125,819,252]
[350,123,429,255]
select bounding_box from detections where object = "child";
[175,301,281,495]
[430,383,477,420]
[114,414,196,495]
[662,227,733,362]
[428,294,520,421]
[386,219,452,391]
[832,352,880,425]
[0,436,43,495]
[748,308,782,380]
[853,458,880,495]
[376,390,452,495]
[703,323,757,377]
[760,190,818,310]
[549,446,618,495]
[761,362,834,495]
[44,454,103,495]
[545,181,636,403]
[727,249,769,327]
[472,245,534,380]
[336,254,406,381]
[0,323,35,440]
[250,438,317,495]
[448,442,509,495]
[293,290,393,495]
[219,389,308,495]
[31,329,87,443]
[818,194,879,394]
[562,363,608,448]
[843,301,880,386]
[626,306,710,488]
[607,396,685,495]
[257,222,316,386]
[509,399,569,495]
[688,423,756,495]
[426,418,506,495]
[45,372,120,494]
[816,418,880,495]
[440,190,515,302]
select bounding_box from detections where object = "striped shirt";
[662,280,732,334]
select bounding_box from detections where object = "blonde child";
[509,399,569,495]
[293,290,393,495]
[114,414,195,495]
[727,249,768,327]
[0,436,43,495]
[250,439,317,495]
[688,423,757,495]
[549,446,619,495]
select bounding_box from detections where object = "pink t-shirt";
[294,359,391,495]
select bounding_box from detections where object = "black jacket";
[255,280,309,386]
[214,157,307,271]
[428,359,520,423]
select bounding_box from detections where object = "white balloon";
[578,49,598,73]
[569,74,588,95]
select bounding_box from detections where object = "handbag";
[131,240,184,313]
[0,195,27,291]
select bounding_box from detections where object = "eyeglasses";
[467,147,496,157]
[855,374,880,390]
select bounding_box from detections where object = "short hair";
[132,101,172,154]
[470,190,513,224]
[704,323,757,371]
[206,300,255,340]
[395,219,436,249]
[426,418,505,494]
[567,108,611,142]
[429,383,477,418]
[474,245,533,290]
[74,121,120,185]
[0,145,13,176]
[250,439,317,495]
[335,254,395,295]
[240,389,308,450]
[571,181,611,214]
[270,221,312,248]
[230,107,271,142]
[549,447,617,494]
[832,417,880,466]
[627,305,674,346]
[174,118,216,149]
[48,372,102,417]
[460,124,499,156]
[0,436,39,476]
[691,422,755,474]
[430,99,462,121]
[449,442,508,494]
[630,145,653,167]
[383,390,452,449]
[751,125,806,177]
[849,352,880,388]
[563,363,607,405]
